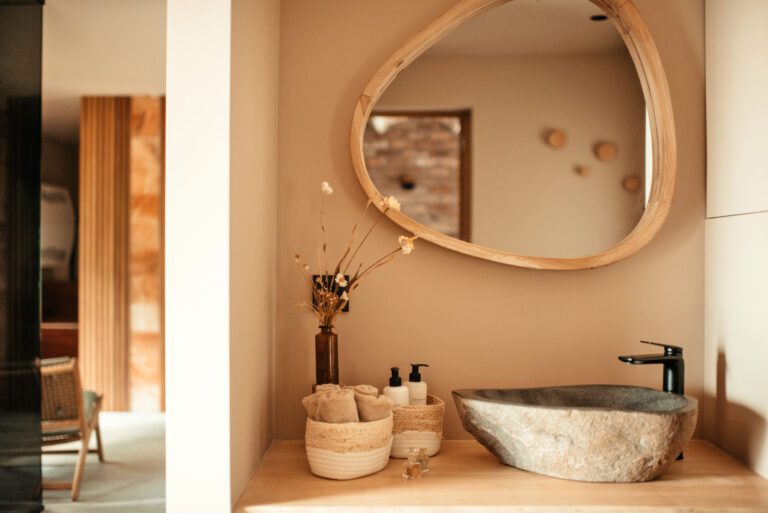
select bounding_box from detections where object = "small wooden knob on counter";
[594,142,617,162]
[545,129,567,149]
[623,175,641,192]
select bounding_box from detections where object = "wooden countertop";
[235,440,768,512]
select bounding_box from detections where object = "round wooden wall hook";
[595,141,618,162]
[545,129,567,150]
[623,175,641,192]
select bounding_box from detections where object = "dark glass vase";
[315,326,339,385]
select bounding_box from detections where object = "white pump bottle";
[383,367,410,407]
[404,363,429,406]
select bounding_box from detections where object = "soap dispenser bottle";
[405,363,429,405]
[383,367,410,407]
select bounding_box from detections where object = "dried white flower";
[334,273,348,288]
[320,181,334,196]
[399,235,415,255]
[341,291,349,302]
[381,195,401,211]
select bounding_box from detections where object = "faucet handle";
[641,340,683,355]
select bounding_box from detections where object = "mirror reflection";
[363,0,651,258]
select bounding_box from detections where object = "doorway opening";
[39,1,167,510]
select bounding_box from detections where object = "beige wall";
[276,0,705,440]
[704,0,768,478]
[229,0,280,502]
[377,53,646,258]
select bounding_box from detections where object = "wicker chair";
[41,357,104,501]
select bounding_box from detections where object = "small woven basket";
[305,413,393,480]
[391,394,445,458]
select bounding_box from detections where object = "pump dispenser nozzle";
[409,363,429,382]
[389,367,402,387]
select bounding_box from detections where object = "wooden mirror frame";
[350,0,676,270]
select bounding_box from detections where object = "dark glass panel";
[0,2,43,512]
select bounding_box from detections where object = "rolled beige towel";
[344,384,378,397]
[355,392,394,422]
[302,394,320,420]
[303,384,342,420]
[315,383,341,394]
[316,389,359,423]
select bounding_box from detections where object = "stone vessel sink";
[453,385,697,483]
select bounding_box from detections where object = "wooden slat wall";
[79,97,131,411]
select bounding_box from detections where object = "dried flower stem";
[343,209,386,273]
[297,184,416,327]
[336,199,372,274]
[320,196,328,276]
[351,247,400,287]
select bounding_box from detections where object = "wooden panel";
[79,97,130,411]
[235,440,768,512]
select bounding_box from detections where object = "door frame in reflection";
[367,109,473,242]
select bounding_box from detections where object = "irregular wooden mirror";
[350,0,675,270]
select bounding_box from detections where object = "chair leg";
[70,430,91,501]
[95,424,105,463]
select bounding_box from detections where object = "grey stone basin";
[453,385,697,483]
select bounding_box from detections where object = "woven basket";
[305,413,393,480]
[391,394,445,458]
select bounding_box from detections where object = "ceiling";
[429,0,627,56]
[42,0,166,143]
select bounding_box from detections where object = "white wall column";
[165,0,232,510]
[165,0,279,509]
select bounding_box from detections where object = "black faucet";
[618,340,684,395]
[619,341,686,460]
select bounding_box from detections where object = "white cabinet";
[706,0,768,218]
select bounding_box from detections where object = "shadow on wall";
[708,350,766,468]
